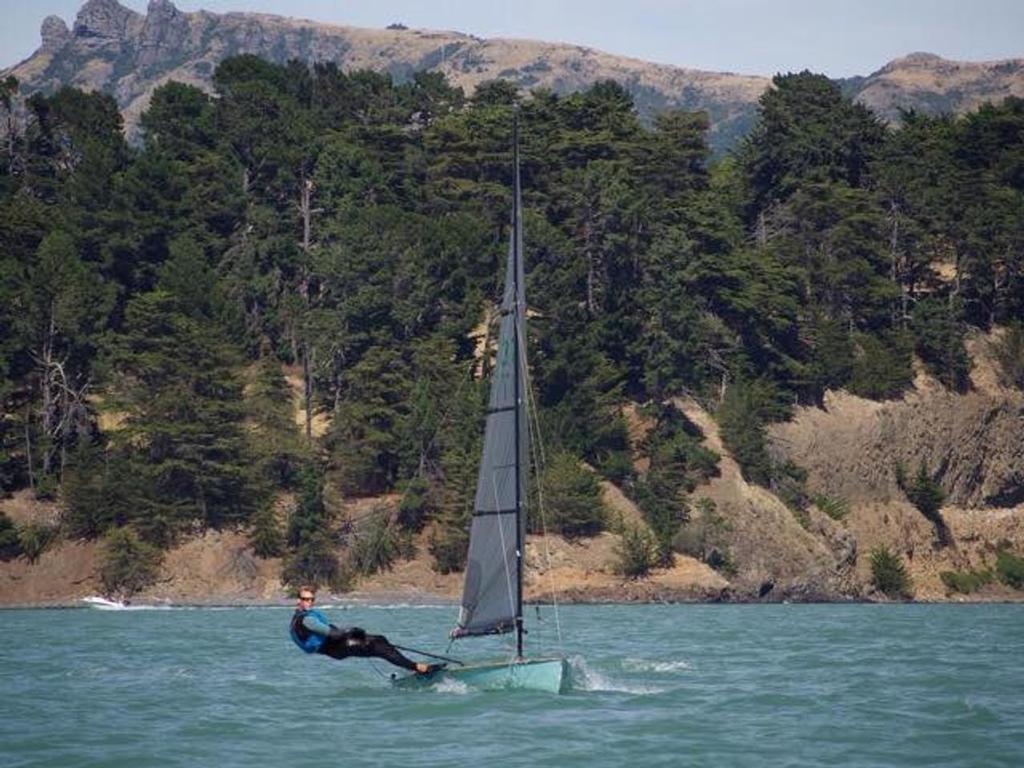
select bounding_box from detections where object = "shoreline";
[4,594,1021,609]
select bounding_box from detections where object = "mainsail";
[453,124,528,646]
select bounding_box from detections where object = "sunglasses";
[298,596,315,602]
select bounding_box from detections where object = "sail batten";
[454,120,528,641]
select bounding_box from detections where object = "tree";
[105,290,253,542]
[283,463,341,588]
[905,461,950,546]
[911,298,970,391]
[538,451,606,539]
[870,546,913,599]
[99,527,162,599]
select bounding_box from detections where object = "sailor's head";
[296,586,316,607]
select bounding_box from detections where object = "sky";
[2,0,1023,77]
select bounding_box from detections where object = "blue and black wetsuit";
[289,609,419,671]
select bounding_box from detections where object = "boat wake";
[622,657,692,673]
[568,656,671,695]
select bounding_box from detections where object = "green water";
[1,603,1021,767]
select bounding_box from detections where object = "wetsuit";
[290,609,419,671]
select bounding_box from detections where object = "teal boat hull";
[392,656,569,694]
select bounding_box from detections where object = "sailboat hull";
[393,657,569,694]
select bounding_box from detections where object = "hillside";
[4,332,1022,606]
[6,1,1024,150]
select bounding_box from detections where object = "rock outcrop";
[6,0,1023,150]
[39,16,71,53]
[771,389,1024,509]
[72,0,143,44]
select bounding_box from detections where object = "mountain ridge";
[6,0,1023,150]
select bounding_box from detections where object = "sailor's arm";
[301,613,332,637]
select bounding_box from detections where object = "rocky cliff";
[7,1,1024,150]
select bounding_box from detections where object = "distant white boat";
[81,595,130,610]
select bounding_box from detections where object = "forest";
[0,59,1022,592]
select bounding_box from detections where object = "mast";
[512,111,524,659]
[452,111,529,643]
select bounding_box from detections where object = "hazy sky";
[2,0,1023,76]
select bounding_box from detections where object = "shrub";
[0,512,21,559]
[994,322,1024,389]
[849,331,914,400]
[614,524,658,579]
[18,522,57,564]
[429,521,468,574]
[350,508,406,576]
[717,379,788,486]
[813,494,849,521]
[674,497,736,575]
[282,531,341,589]
[596,449,635,486]
[634,469,685,567]
[939,569,993,594]
[249,500,284,558]
[397,476,433,532]
[870,546,913,599]
[99,528,162,599]
[904,462,950,545]
[771,458,810,525]
[541,451,606,539]
[995,549,1024,589]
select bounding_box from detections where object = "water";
[2,603,1022,767]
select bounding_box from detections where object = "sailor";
[289,586,440,674]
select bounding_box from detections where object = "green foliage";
[939,568,993,594]
[1,59,1022,591]
[429,520,469,575]
[674,497,736,575]
[538,451,606,539]
[772,459,810,524]
[870,546,913,599]
[0,511,20,559]
[246,356,304,489]
[717,379,784,486]
[283,464,340,587]
[614,524,659,579]
[812,494,849,521]
[397,476,433,532]
[995,549,1024,590]
[595,449,635,486]
[350,507,409,576]
[106,290,255,536]
[848,331,914,400]
[99,527,162,599]
[904,461,950,545]
[911,298,970,391]
[17,521,57,564]
[633,469,686,567]
[994,323,1024,389]
[248,500,284,559]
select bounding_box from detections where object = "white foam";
[430,676,471,694]
[622,658,692,673]
[568,655,669,695]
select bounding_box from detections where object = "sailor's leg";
[350,633,419,671]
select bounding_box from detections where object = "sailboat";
[394,119,569,694]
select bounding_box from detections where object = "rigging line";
[391,644,465,666]
[517,331,564,651]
